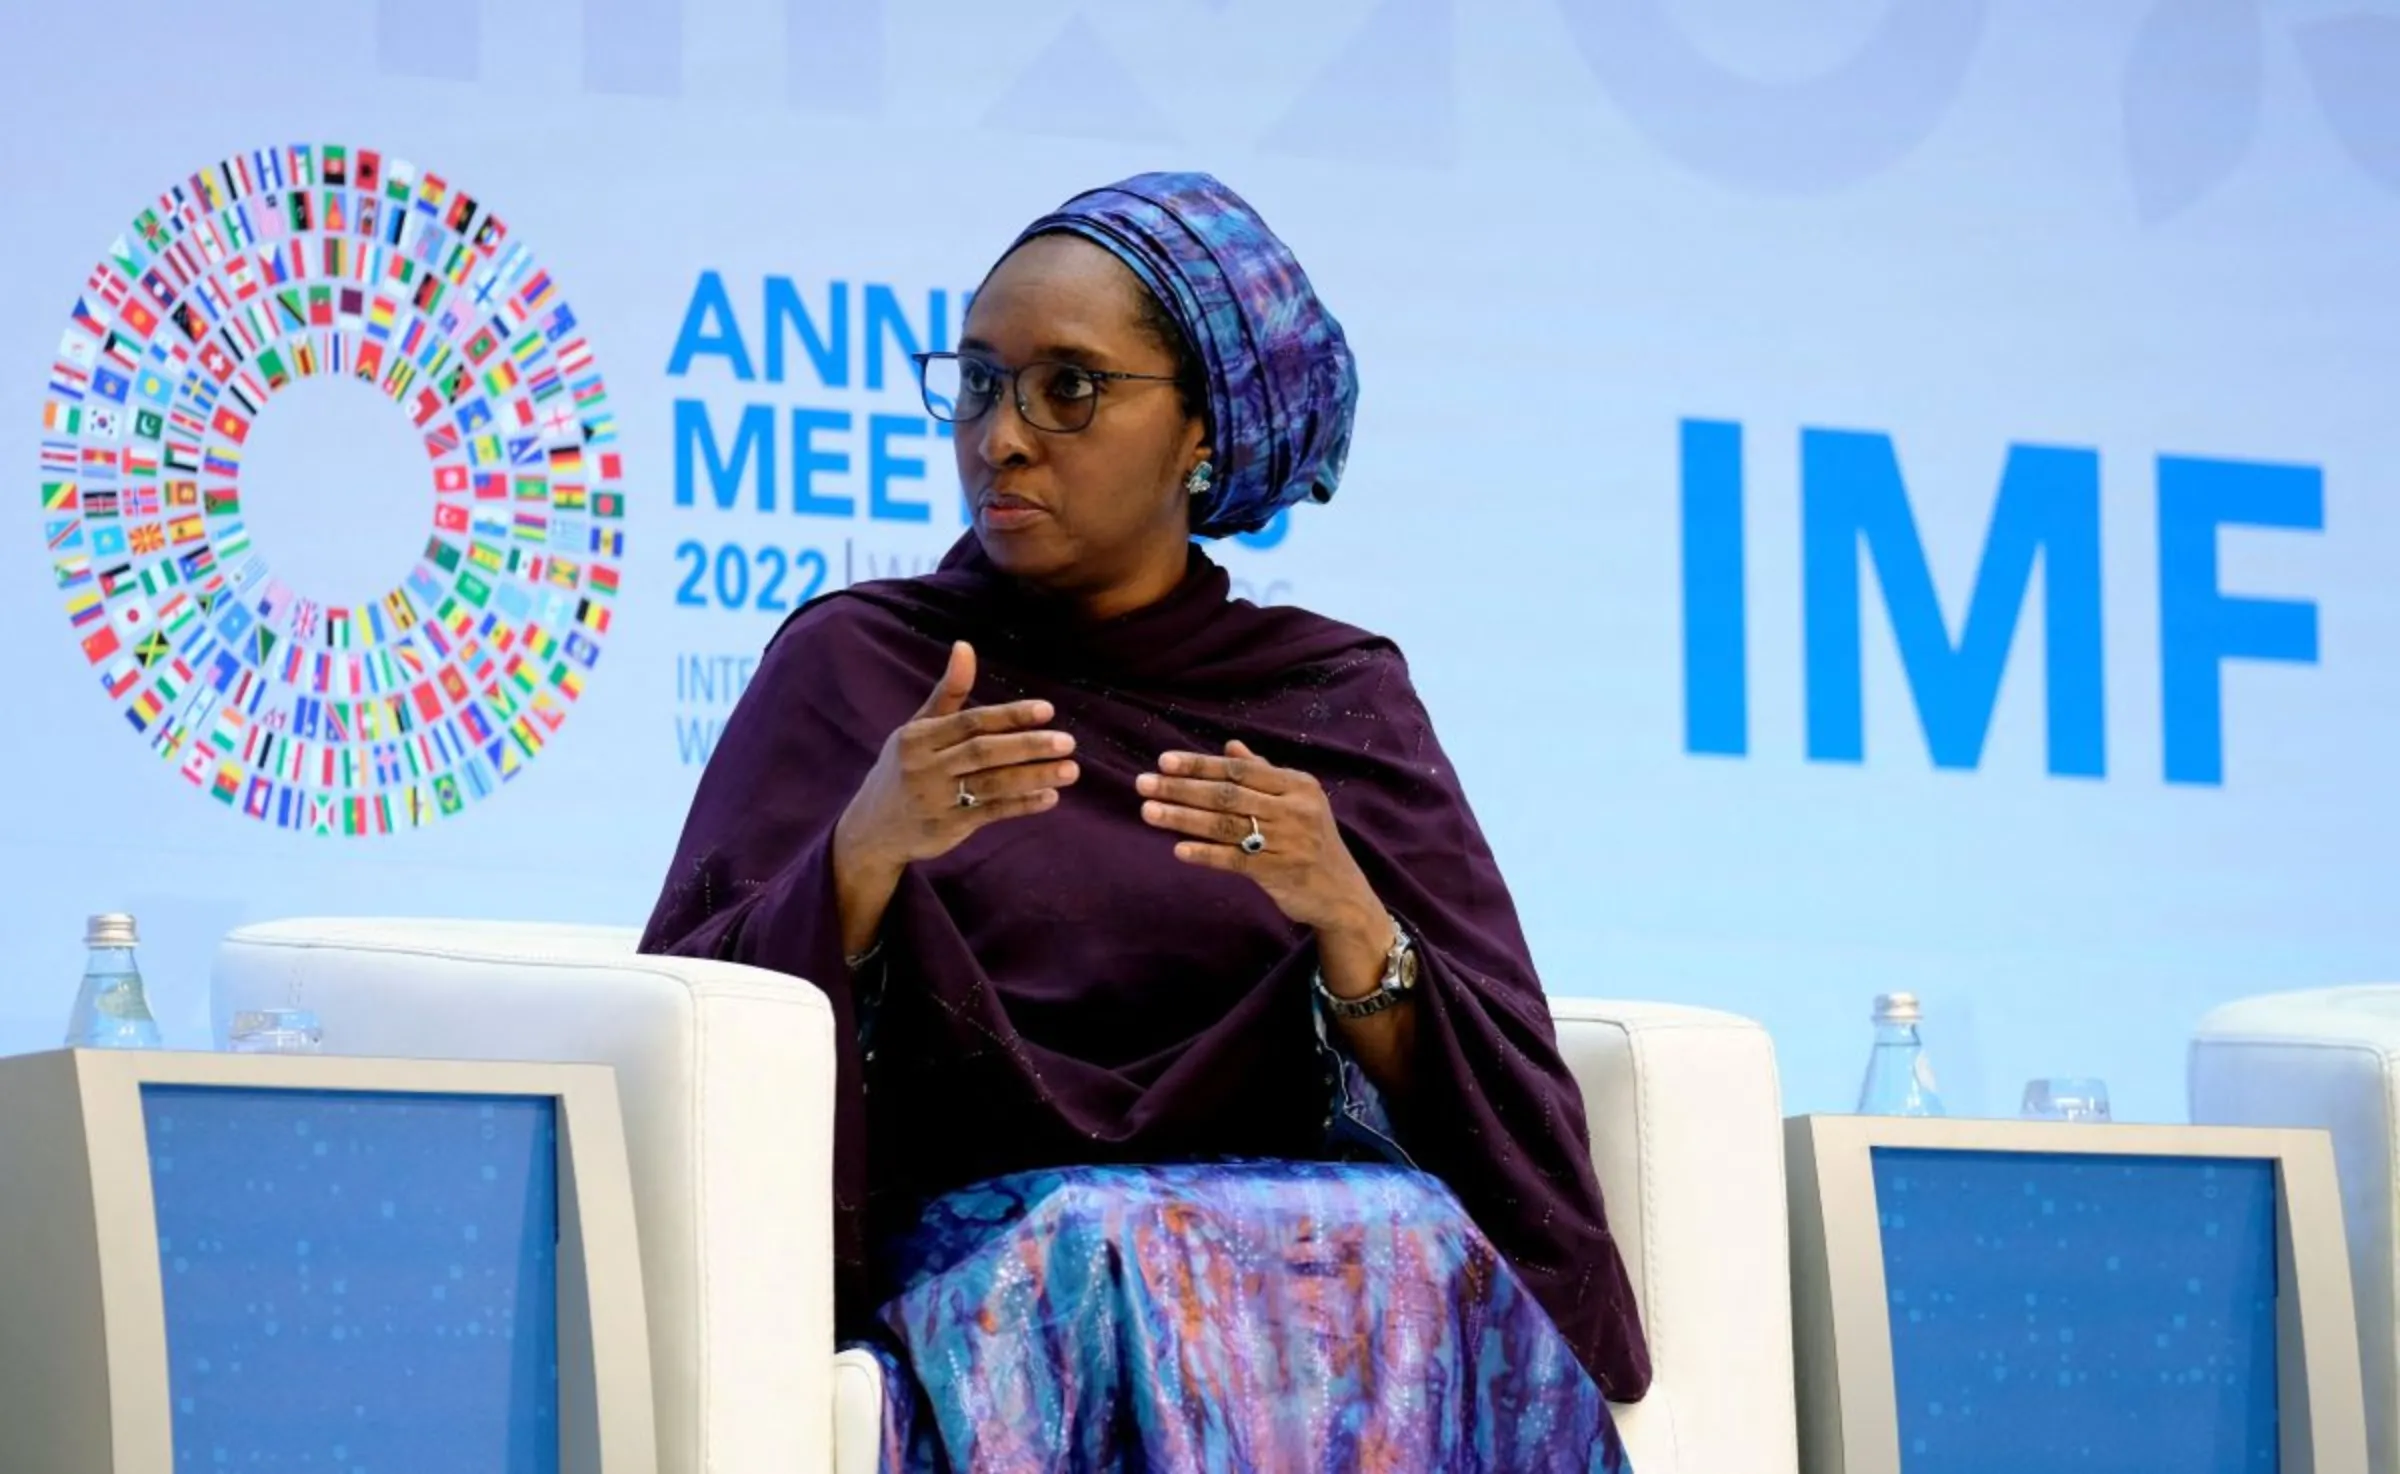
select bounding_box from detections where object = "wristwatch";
[1316,920,1419,1020]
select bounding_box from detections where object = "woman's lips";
[977,494,1049,532]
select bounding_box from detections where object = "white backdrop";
[5,0,2397,1122]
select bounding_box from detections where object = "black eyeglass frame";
[909,350,1179,434]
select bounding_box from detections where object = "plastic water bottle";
[64,913,163,1050]
[1856,992,1943,1116]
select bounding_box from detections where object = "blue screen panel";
[1872,1147,2278,1474]
[140,1085,560,1474]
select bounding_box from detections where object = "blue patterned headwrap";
[1006,172,1359,538]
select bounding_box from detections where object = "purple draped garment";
[637,536,1652,1400]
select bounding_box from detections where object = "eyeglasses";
[911,351,1178,434]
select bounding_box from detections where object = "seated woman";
[641,173,1647,1472]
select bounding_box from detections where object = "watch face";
[1391,939,1420,991]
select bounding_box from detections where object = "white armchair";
[214,918,1798,1474]
[2191,986,2400,1474]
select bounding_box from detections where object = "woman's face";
[956,234,1207,613]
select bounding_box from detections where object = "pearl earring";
[1184,461,1214,497]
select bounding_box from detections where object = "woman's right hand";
[833,641,1080,883]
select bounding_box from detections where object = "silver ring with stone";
[1240,816,1267,855]
[955,781,980,810]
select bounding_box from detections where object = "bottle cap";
[1872,991,1921,1024]
[84,913,138,948]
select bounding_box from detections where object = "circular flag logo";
[39,144,623,835]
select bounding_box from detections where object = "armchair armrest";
[213,918,836,1474]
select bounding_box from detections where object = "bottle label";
[96,982,150,1019]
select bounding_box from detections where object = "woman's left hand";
[1137,741,1383,940]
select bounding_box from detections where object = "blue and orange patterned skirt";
[860,1160,1632,1473]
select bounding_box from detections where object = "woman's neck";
[1035,538,1196,624]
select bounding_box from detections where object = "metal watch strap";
[1317,922,1416,1020]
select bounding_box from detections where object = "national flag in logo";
[213,601,254,646]
[591,491,623,519]
[95,562,135,598]
[92,368,131,404]
[209,406,250,443]
[204,486,239,515]
[80,625,122,664]
[127,688,166,732]
[590,527,624,558]
[204,447,239,478]
[587,566,620,598]
[88,524,126,559]
[59,324,100,368]
[47,517,86,554]
[99,331,142,374]
[138,561,183,599]
[88,260,133,310]
[99,656,141,698]
[434,502,469,534]
[167,514,205,547]
[134,408,164,440]
[512,510,546,541]
[574,598,610,635]
[43,402,85,435]
[84,489,118,520]
[426,538,462,573]
[42,480,78,513]
[136,369,173,404]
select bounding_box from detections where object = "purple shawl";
[637,539,1652,1400]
